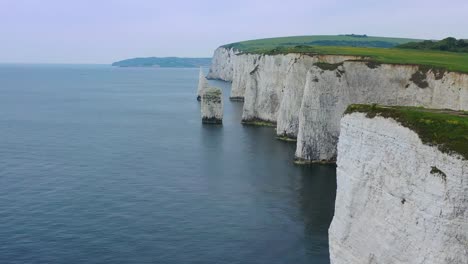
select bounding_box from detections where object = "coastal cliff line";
[207,47,468,163]
[329,107,467,264]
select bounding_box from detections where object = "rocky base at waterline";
[229,96,244,102]
[240,118,276,127]
[329,105,468,264]
[276,134,297,142]
[201,117,222,124]
[201,87,223,124]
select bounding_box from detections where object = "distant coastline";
[112,57,211,68]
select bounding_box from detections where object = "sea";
[0,64,336,264]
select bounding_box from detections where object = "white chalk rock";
[329,112,468,264]
[209,47,468,162]
[206,47,237,81]
[197,68,208,101]
[201,87,223,124]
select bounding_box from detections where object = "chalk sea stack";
[196,68,208,101]
[201,87,223,124]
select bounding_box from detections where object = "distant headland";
[112,57,211,68]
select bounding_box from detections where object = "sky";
[1,0,467,64]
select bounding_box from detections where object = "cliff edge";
[329,105,467,264]
[208,46,468,163]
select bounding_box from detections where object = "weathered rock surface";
[329,112,468,264]
[230,53,261,101]
[206,47,237,81]
[297,63,468,162]
[196,68,208,101]
[208,47,468,162]
[201,87,223,124]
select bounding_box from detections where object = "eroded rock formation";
[201,87,223,124]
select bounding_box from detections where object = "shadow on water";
[297,164,337,261]
[204,77,338,263]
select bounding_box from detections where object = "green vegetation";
[241,119,276,127]
[293,158,336,165]
[313,62,343,71]
[345,104,468,159]
[202,87,222,103]
[276,135,297,142]
[204,87,222,96]
[430,166,447,182]
[247,46,468,73]
[222,35,468,73]
[112,57,211,68]
[407,65,446,88]
[410,67,430,88]
[365,61,381,69]
[397,37,468,53]
[223,35,419,52]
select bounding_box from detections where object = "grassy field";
[272,46,468,73]
[223,35,468,73]
[346,104,468,160]
[223,35,420,51]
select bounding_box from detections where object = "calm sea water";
[0,64,336,264]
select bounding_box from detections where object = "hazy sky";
[1,0,467,64]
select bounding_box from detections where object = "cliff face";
[230,53,261,100]
[297,62,468,162]
[208,47,468,162]
[329,113,468,264]
[206,47,237,81]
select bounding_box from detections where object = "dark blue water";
[0,64,336,264]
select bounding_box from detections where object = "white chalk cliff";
[208,47,468,162]
[197,67,209,101]
[329,112,467,264]
[207,45,468,264]
[206,47,237,82]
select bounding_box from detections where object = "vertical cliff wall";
[206,47,237,82]
[207,47,468,162]
[232,53,363,135]
[242,54,305,123]
[329,112,467,264]
[296,63,468,162]
[230,53,261,100]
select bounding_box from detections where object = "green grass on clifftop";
[345,104,468,160]
[294,46,468,73]
[240,45,468,73]
[222,35,468,73]
[223,35,419,51]
[396,37,468,53]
